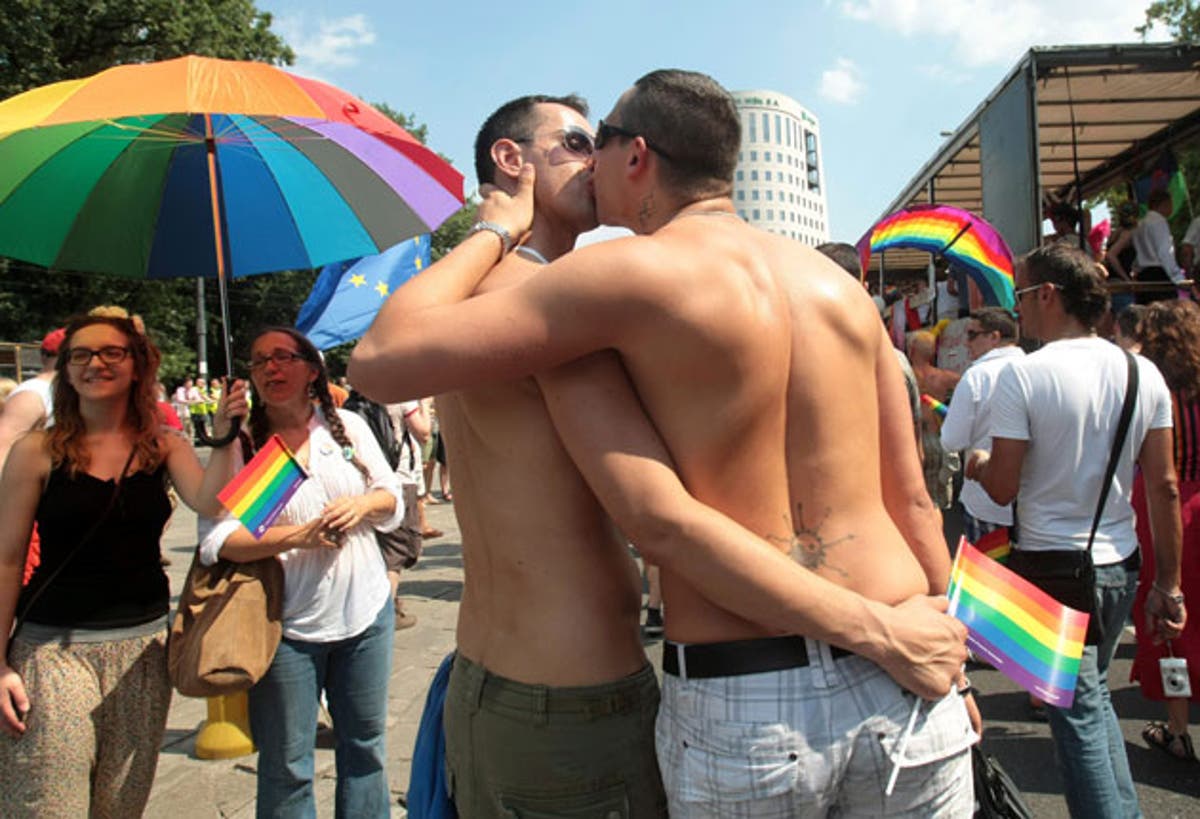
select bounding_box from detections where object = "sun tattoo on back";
[766,503,851,577]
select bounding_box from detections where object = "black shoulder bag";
[1006,350,1138,646]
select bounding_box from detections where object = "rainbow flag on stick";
[217,434,308,539]
[948,537,1088,708]
[975,526,1012,564]
[921,394,949,419]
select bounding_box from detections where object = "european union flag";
[296,235,431,350]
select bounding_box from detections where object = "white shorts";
[656,639,975,818]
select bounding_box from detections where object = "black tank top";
[20,462,172,628]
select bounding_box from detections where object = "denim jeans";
[249,599,395,819]
[1046,559,1141,819]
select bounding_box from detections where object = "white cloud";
[839,0,1164,67]
[274,13,377,74]
[819,58,865,105]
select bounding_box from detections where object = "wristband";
[468,220,514,256]
[1152,582,1185,606]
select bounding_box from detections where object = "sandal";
[1143,721,1198,762]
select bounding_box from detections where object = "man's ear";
[490,139,525,186]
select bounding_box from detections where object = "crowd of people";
[0,68,1194,819]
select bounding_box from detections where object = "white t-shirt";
[389,400,424,487]
[10,375,54,426]
[990,337,1172,564]
[201,408,404,642]
[940,345,1025,525]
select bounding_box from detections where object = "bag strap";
[1086,350,1139,555]
[10,445,138,640]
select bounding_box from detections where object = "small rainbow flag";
[857,205,1015,310]
[217,434,308,539]
[975,527,1012,564]
[948,537,1088,708]
[921,394,949,418]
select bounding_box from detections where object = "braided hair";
[247,327,370,484]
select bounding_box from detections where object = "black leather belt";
[662,635,853,679]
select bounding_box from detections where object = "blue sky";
[260,0,1166,242]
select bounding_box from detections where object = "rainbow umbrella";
[857,204,1015,310]
[0,55,464,442]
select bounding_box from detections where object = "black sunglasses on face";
[515,126,595,158]
[595,120,675,162]
[965,329,992,340]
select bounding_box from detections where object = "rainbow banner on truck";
[217,434,308,539]
[948,538,1088,708]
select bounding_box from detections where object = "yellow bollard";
[194,692,255,759]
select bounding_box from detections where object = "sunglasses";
[965,329,993,340]
[516,126,595,158]
[595,120,675,162]
[1014,282,1058,299]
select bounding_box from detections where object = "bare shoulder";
[6,429,51,475]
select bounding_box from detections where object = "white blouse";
[200,408,403,642]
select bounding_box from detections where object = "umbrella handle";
[194,415,243,448]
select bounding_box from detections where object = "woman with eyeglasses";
[200,327,403,817]
[0,312,232,817]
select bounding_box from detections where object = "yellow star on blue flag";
[296,235,432,349]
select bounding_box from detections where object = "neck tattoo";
[637,193,656,231]
[515,245,549,265]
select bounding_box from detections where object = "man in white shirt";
[0,327,62,472]
[968,243,1185,819]
[1132,189,1184,304]
[940,308,1023,544]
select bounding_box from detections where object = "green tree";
[0,0,292,99]
[0,0,293,382]
[1138,1,1200,40]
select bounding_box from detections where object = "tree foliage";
[0,0,293,99]
[1138,1,1200,41]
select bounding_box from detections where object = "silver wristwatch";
[468,220,514,255]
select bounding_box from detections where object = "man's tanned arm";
[538,352,968,699]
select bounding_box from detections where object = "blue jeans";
[249,599,395,819]
[1046,559,1141,819]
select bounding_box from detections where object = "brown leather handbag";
[168,552,284,697]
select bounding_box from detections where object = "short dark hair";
[816,242,863,280]
[1147,189,1173,212]
[616,69,740,198]
[969,306,1017,341]
[1115,304,1146,341]
[473,94,588,186]
[1020,244,1110,329]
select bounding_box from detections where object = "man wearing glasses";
[400,95,669,816]
[969,244,1185,818]
[940,307,1024,544]
[354,71,973,815]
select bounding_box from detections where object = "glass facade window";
[761,113,769,142]
[752,190,759,200]
[766,190,773,201]
[753,209,761,220]
[736,190,745,200]
[774,114,781,144]
[765,171,772,181]
[750,170,758,181]
[736,170,744,181]
[750,150,758,161]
